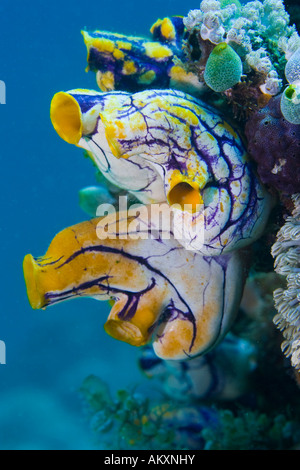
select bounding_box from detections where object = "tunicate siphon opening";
[167,182,203,212]
[50,92,83,145]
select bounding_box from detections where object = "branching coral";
[272,193,300,370]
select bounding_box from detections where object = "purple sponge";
[245,94,300,195]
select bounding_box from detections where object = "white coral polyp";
[260,74,282,96]
[200,0,221,13]
[291,340,300,369]
[272,194,300,370]
[183,10,203,31]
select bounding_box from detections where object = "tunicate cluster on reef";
[280,47,300,124]
[245,93,300,195]
[19,0,300,450]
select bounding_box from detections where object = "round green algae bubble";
[204,42,243,93]
[285,47,300,85]
[280,84,300,125]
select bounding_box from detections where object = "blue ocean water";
[0,0,190,450]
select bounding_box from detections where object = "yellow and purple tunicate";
[23,208,246,360]
[24,88,273,359]
[50,88,272,256]
[82,17,205,96]
[50,89,166,205]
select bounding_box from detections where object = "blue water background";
[0,0,193,450]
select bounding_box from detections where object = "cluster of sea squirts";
[23,1,300,375]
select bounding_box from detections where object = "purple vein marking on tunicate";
[88,134,112,173]
[165,110,189,125]
[202,256,226,350]
[53,243,197,347]
[123,95,157,118]
[206,189,251,249]
[115,103,148,120]
[34,255,64,267]
[194,115,241,171]
[89,132,158,193]
[199,116,237,149]
[210,171,258,247]
[194,137,253,240]
[158,113,193,165]
[225,169,256,233]
[120,133,168,158]
[164,151,187,173]
[117,278,157,321]
[44,275,113,305]
[234,178,259,239]
[189,126,214,177]
[168,133,191,155]
[203,188,225,228]
[113,103,168,152]
[44,274,155,312]
[145,245,180,260]
[143,91,220,126]
[146,121,172,142]
[123,160,159,193]
[149,298,197,355]
[145,90,194,106]
[78,91,128,112]
[146,90,180,100]
[143,136,170,154]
